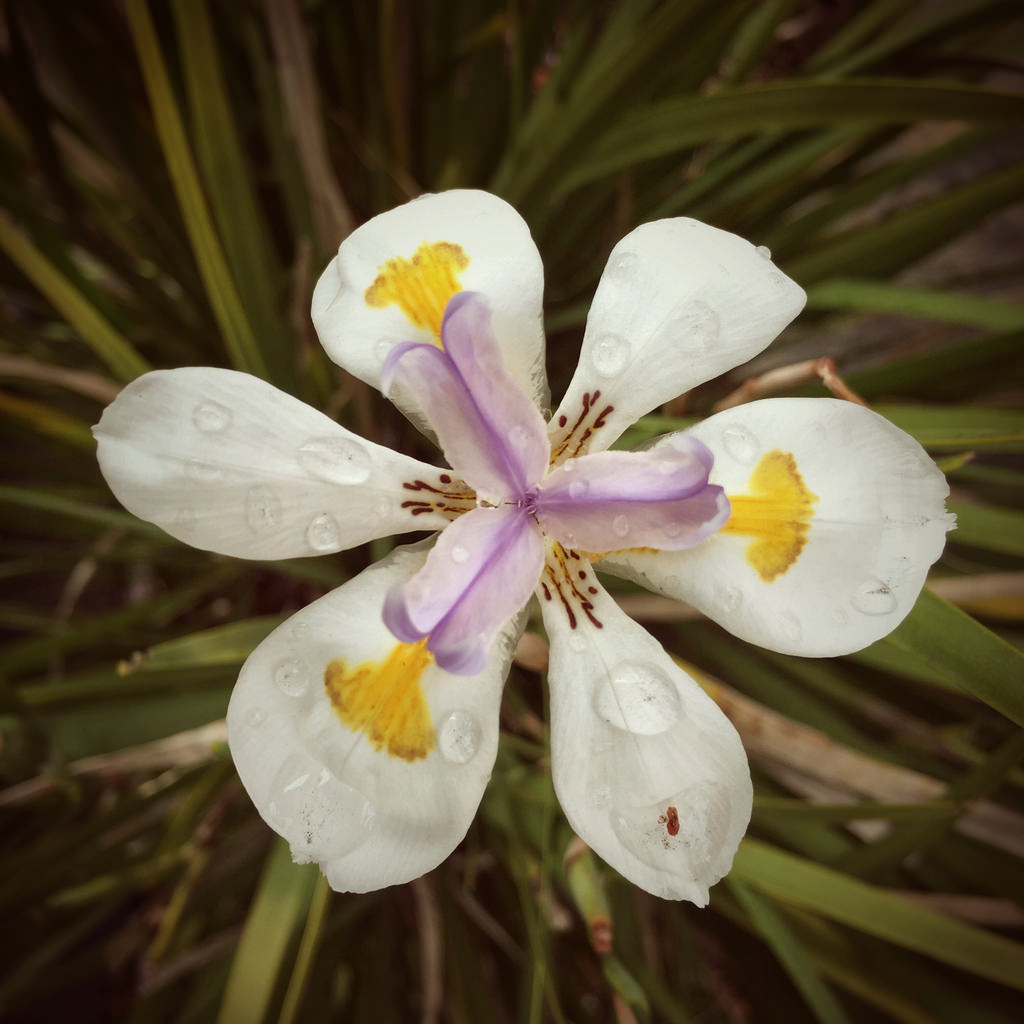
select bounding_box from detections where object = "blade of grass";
[216,839,318,1024]
[124,0,269,379]
[558,80,1024,191]
[732,838,1024,991]
[0,214,150,382]
[729,880,852,1024]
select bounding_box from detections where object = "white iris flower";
[94,190,953,904]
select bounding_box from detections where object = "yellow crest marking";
[324,639,435,762]
[364,241,469,341]
[721,449,818,583]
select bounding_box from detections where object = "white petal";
[602,399,954,656]
[227,542,519,892]
[311,190,548,411]
[94,367,454,559]
[550,219,805,456]
[538,553,751,904]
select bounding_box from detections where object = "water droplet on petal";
[591,334,631,377]
[672,299,720,352]
[244,706,267,728]
[186,459,223,482]
[508,424,529,446]
[246,486,283,533]
[306,512,341,552]
[298,437,371,485]
[439,710,482,764]
[594,661,681,735]
[192,400,231,432]
[851,578,898,616]
[721,424,760,465]
[830,607,849,625]
[661,573,681,592]
[592,785,612,808]
[568,480,588,500]
[720,586,743,612]
[289,620,312,641]
[755,245,772,260]
[780,611,802,642]
[611,782,732,884]
[375,339,394,364]
[612,515,630,538]
[607,250,639,285]
[569,633,587,653]
[270,754,374,860]
[273,658,309,697]
[664,520,682,538]
[451,544,470,564]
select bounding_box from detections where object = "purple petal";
[535,440,730,552]
[382,293,549,502]
[383,505,544,674]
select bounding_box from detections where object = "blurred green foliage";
[1,1,1023,1021]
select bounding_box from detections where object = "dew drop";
[246,486,283,533]
[594,661,681,735]
[612,515,630,538]
[592,785,612,808]
[273,658,309,697]
[186,459,223,482]
[755,245,772,260]
[721,424,760,465]
[719,585,743,612]
[780,611,802,642]
[568,633,587,653]
[298,436,372,485]
[374,339,394,364]
[590,333,631,377]
[439,710,482,764]
[451,544,470,564]
[306,512,341,552]
[661,573,681,592]
[851,578,898,616]
[244,706,267,728]
[830,607,849,626]
[192,400,231,433]
[289,620,312,641]
[664,520,682,538]
[269,754,375,860]
[607,250,639,285]
[568,480,588,500]
[673,299,720,352]
[508,424,529,446]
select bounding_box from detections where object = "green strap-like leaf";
[124,0,269,379]
[0,215,150,382]
[732,838,1024,991]
[216,839,319,1024]
[557,80,1024,191]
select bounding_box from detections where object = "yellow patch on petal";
[364,241,469,341]
[721,449,818,583]
[324,639,435,762]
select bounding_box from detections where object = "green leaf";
[557,81,1024,191]
[857,589,1024,726]
[874,404,1024,453]
[729,880,852,1024]
[217,839,319,1024]
[124,0,269,379]
[0,215,150,382]
[732,838,1024,991]
[806,281,1024,332]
